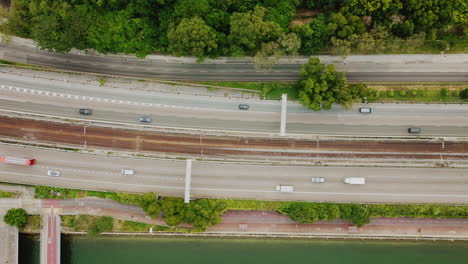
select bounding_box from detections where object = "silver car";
[47,170,60,177]
[139,116,152,123]
[311,177,325,183]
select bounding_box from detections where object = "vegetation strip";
[2,0,466,60]
[32,186,468,234]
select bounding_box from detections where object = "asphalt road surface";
[1,38,468,81]
[1,144,468,204]
[1,72,468,137]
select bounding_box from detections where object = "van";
[121,169,134,175]
[408,127,421,133]
[359,107,372,113]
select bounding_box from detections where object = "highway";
[1,71,468,137]
[1,36,468,81]
[1,144,468,204]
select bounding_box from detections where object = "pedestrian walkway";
[207,210,468,240]
[0,199,20,264]
[40,206,61,264]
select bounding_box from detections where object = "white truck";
[343,178,366,184]
[276,185,294,192]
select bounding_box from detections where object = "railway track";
[1,116,467,161]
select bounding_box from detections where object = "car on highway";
[359,107,372,113]
[47,170,60,177]
[121,169,134,175]
[408,127,421,133]
[311,177,325,183]
[238,104,250,110]
[276,185,294,192]
[79,109,93,115]
[139,116,152,123]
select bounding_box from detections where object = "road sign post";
[280,94,287,136]
[184,159,192,203]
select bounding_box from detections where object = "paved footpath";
[40,198,468,240]
[208,210,468,239]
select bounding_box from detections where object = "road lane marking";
[2,171,468,199]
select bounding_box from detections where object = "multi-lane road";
[1,36,468,81]
[1,71,468,137]
[1,144,467,204]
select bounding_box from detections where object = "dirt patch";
[290,17,313,27]
[0,0,10,8]
[290,8,320,27]
[294,8,319,17]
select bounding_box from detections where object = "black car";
[79,109,93,115]
[238,104,250,110]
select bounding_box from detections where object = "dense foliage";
[2,0,466,58]
[280,202,468,227]
[296,57,378,110]
[137,194,227,231]
[3,208,28,228]
[460,89,468,99]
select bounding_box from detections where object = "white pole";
[280,94,287,136]
[184,159,192,203]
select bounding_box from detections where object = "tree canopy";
[3,208,28,228]
[2,0,466,58]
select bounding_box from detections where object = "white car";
[121,169,134,175]
[311,177,325,183]
[47,170,60,177]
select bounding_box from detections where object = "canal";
[19,234,468,264]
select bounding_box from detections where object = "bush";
[399,90,406,96]
[88,216,114,237]
[451,90,460,97]
[411,90,418,96]
[433,40,450,51]
[386,90,395,97]
[3,208,28,228]
[440,88,448,96]
[460,89,468,99]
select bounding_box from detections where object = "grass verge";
[193,81,298,100]
[0,191,15,198]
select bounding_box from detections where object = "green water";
[19,234,468,264]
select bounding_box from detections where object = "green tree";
[183,199,227,231]
[460,89,468,99]
[350,205,370,226]
[293,14,328,54]
[391,20,415,38]
[297,57,352,111]
[3,208,28,228]
[344,0,392,16]
[174,0,210,19]
[168,17,218,57]
[440,88,448,96]
[264,0,299,30]
[326,12,366,40]
[87,8,157,58]
[229,5,282,52]
[254,33,300,70]
[160,197,186,226]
